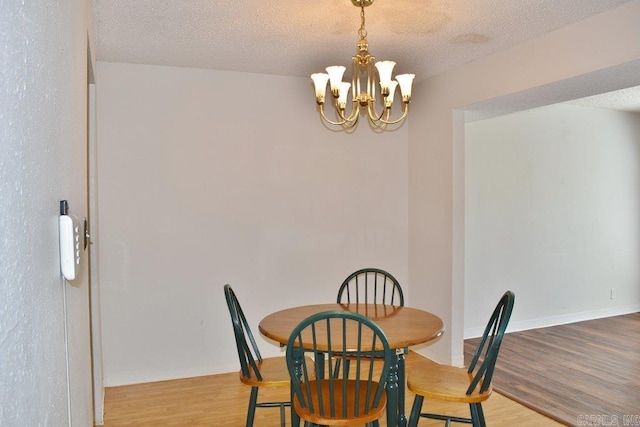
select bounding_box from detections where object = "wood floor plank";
[100,351,561,426]
[465,312,640,426]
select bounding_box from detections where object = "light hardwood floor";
[100,352,562,426]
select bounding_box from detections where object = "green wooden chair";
[286,311,393,426]
[407,291,515,427]
[334,268,404,378]
[337,268,405,306]
[224,284,292,427]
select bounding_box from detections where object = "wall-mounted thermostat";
[59,200,83,281]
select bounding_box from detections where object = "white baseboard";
[464,303,640,339]
[103,363,239,387]
[412,345,466,367]
[93,388,105,425]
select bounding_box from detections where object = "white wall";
[409,1,640,365]
[96,62,409,385]
[0,1,94,426]
[465,105,640,336]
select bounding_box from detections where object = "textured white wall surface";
[95,62,409,386]
[465,106,640,336]
[0,1,94,426]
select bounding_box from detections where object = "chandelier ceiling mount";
[350,0,374,6]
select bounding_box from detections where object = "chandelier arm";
[375,102,410,125]
[365,106,389,129]
[331,96,358,122]
[366,98,388,123]
[342,116,359,129]
[366,116,387,129]
[342,99,361,123]
[332,102,359,129]
[318,103,357,126]
[331,98,346,120]
[323,97,360,128]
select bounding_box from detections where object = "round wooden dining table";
[259,303,445,427]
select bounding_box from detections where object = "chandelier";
[311,0,415,130]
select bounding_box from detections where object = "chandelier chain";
[358,5,367,39]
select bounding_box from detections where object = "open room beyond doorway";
[464,96,640,334]
[461,61,640,337]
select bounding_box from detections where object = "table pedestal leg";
[397,350,407,427]
[386,355,399,427]
[290,347,302,427]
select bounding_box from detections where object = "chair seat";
[407,358,492,404]
[293,379,387,426]
[241,356,314,387]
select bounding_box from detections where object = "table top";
[259,303,444,350]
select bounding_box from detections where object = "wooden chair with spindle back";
[337,268,405,306]
[286,310,393,426]
[224,284,297,427]
[334,268,404,377]
[406,291,515,427]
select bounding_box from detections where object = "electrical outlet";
[610,289,615,299]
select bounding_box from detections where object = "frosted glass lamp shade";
[375,61,396,85]
[337,82,352,108]
[311,73,330,103]
[326,66,347,95]
[396,74,415,101]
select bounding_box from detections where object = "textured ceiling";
[566,85,640,112]
[92,0,640,110]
